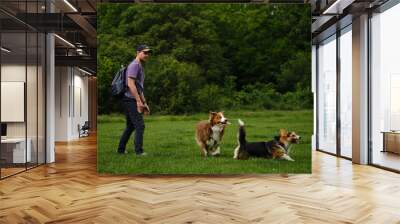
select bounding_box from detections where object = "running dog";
[195,112,230,157]
[233,119,300,161]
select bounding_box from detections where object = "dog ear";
[209,111,217,121]
[280,129,288,136]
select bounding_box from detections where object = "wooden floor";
[1,135,400,224]
[1,167,26,178]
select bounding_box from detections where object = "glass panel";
[27,30,38,169]
[340,26,352,158]
[371,4,400,171]
[38,32,45,165]
[0,1,46,178]
[317,35,337,154]
[1,30,27,177]
[26,0,39,169]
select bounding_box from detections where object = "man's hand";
[136,100,145,113]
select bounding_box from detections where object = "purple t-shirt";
[125,59,145,98]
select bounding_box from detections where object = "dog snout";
[221,118,230,124]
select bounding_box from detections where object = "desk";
[381,131,400,154]
[1,138,31,163]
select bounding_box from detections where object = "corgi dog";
[234,119,300,161]
[195,112,230,157]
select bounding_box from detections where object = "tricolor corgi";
[234,119,300,161]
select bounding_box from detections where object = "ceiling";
[0,0,97,74]
[309,0,390,43]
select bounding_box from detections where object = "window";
[370,3,400,171]
[317,35,337,154]
[339,26,352,158]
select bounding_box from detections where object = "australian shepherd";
[195,112,229,157]
[233,119,300,161]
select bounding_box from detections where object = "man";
[118,44,151,156]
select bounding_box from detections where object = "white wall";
[55,67,69,141]
[1,65,39,137]
[1,62,46,164]
[1,65,26,81]
[72,72,89,138]
[1,65,26,141]
[54,67,89,141]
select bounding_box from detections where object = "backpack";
[111,66,127,97]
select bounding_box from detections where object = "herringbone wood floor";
[1,135,400,224]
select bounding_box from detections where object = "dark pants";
[118,97,145,154]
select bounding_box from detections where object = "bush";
[227,83,313,111]
[234,83,280,110]
[196,84,224,112]
[145,55,204,114]
[280,86,313,110]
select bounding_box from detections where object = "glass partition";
[339,26,352,158]
[317,34,337,154]
[38,32,45,165]
[0,1,46,179]
[27,30,38,169]
[1,30,28,177]
[370,3,400,171]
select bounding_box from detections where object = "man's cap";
[136,44,152,52]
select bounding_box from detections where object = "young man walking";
[118,44,151,156]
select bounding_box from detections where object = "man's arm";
[127,78,144,112]
[139,92,150,114]
[139,92,146,104]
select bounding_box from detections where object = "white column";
[46,33,55,163]
[45,0,55,163]
[352,14,369,164]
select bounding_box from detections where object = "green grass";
[97,110,312,174]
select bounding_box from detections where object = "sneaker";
[136,152,147,156]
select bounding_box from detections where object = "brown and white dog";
[233,119,300,161]
[195,112,230,157]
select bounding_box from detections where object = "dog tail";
[238,119,246,146]
[234,119,247,159]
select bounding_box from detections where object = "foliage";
[97,4,311,114]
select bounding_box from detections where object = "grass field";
[97,110,312,174]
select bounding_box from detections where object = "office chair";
[78,121,90,138]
